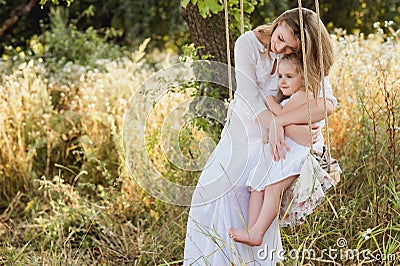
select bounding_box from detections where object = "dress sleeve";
[234,34,268,121]
[319,76,338,107]
[261,85,279,100]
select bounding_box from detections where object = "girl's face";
[278,60,303,96]
[271,22,299,55]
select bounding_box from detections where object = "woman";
[184,7,337,265]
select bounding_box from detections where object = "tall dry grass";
[280,28,400,265]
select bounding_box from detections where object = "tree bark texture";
[180,2,234,65]
[181,2,236,101]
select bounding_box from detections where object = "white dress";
[183,31,337,265]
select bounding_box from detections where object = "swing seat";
[313,146,341,185]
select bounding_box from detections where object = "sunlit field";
[0,23,399,265]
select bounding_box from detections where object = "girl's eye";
[278,74,282,78]
[278,35,284,42]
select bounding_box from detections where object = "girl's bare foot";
[229,227,263,246]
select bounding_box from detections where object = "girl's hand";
[311,124,319,144]
[284,124,320,146]
[268,117,290,161]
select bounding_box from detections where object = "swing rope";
[224,0,233,101]
[297,0,315,155]
[314,0,332,172]
[298,0,333,171]
[240,0,244,34]
[224,0,245,101]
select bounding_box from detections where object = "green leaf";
[229,0,239,6]
[243,0,256,13]
[197,0,210,18]
[181,0,191,8]
[205,0,223,14]
[82,5,95,17]
[39,0,74,6]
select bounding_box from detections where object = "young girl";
[229,54,338,246]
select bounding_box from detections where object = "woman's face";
[278,60,303,96]
[271,22,299,55]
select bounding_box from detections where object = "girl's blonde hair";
[255,7,334,98]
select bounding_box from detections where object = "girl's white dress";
[183,31,337,265]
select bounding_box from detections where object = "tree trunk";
[0,0,39,37]
[180,2,235,101]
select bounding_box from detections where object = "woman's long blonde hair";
[255,7,334,97]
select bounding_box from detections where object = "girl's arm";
[262,98,334,161]
[280,91,315,114]
[266,91,314,116]
[265,96,282,116]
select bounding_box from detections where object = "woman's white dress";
[183,31,337,265]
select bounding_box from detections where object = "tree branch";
[0,0,38,38]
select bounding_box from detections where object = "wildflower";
[361,232,370,240]
[384,20,394,27]
[362,228,372,240]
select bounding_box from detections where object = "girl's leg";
[228,190,263,239]
[247,190,264,228]
[229,175,297,246]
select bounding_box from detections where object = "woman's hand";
[285,124,320,146]
[268,117,290,161]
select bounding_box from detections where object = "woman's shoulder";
[237,31,255,40]
[235,31,259,48]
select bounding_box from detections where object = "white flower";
[361,228,372,240]
[363,234,370,240]
[384,20,394,27]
